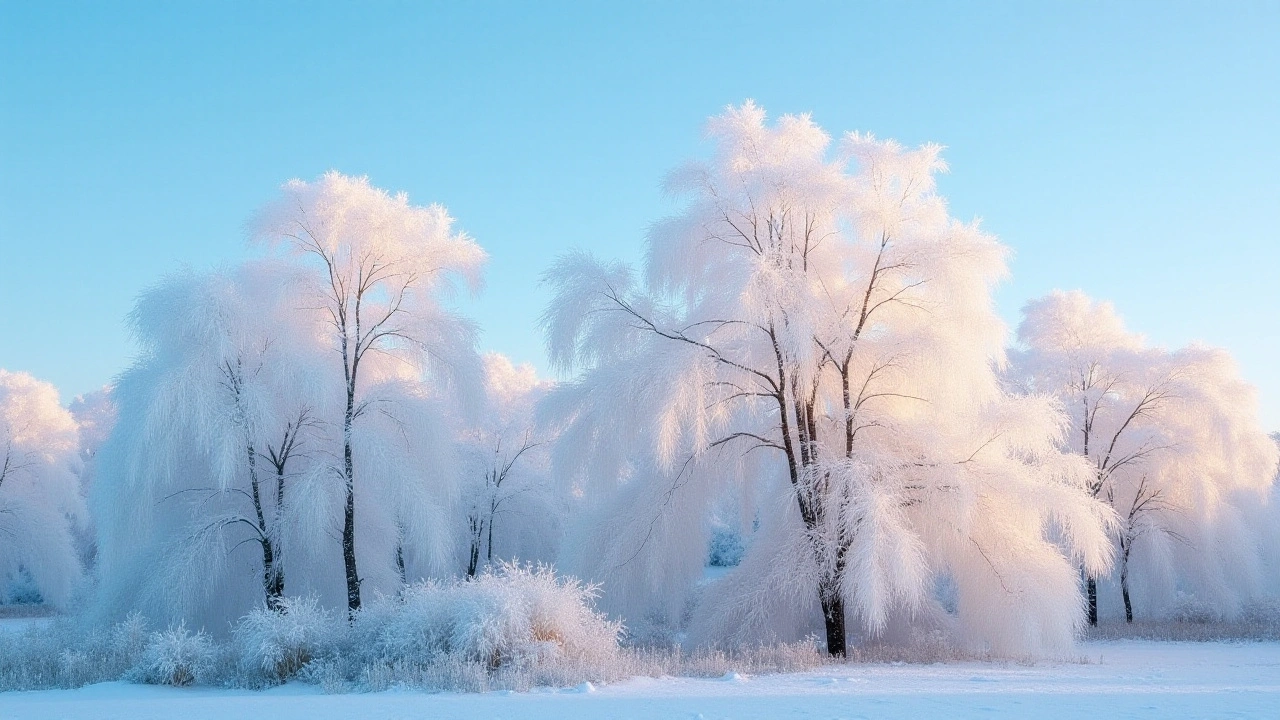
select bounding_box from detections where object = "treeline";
[2,104,1278,668]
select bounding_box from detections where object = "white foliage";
[91,264,331,627]
[252,171,487,407]
[543,102,1115,657]
[251,172,487,612]
[0,370,86,607]
[1009,291,1280,621]
[92,247,476,627]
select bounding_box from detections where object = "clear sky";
[1,1,1277,428]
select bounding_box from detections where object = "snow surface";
[0,616,50,636]
[2,640,1278,719]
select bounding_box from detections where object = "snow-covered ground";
[1,640,1277,719]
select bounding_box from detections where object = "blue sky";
[2,1,1277,428]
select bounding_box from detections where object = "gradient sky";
[2,1,1277,428]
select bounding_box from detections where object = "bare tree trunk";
[771,336,849,659]
[395,542,406,586]
[246,442,285,612]
[266,464,286,609]
[1121,577,1133,623]
[466,515,481,578]
[1087,575,1098,626]
[265,562,284,610]
[820,582,847,658]
[1120,544,1134,623]
[486,504,495,564]
[342,395,360,615]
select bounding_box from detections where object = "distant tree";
[1009,291,1280,623]
[460,353,557,577]
[542,103,1115,657]
[69,387,115,484]
[253,172,486,614]
[0,370,86,607]
[68,386,115,568]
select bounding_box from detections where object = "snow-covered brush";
[128,622,216,687]
[233,596,339,685]
[354,562,622,673]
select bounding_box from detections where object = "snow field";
[2,640,1277,720]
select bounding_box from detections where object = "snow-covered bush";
[1238,598,1280,632]
[129,622,216,686]
[233,596,339,685]
[708,526,745,567]
[4,568,44,604]
[356,562,621,672]
[0,613,149,690]
[1169,593,1223,625]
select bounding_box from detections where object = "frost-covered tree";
[94,254,477,628]
[543,103,1114,657]
[92,265,330,621]
[459,354,558,577]
[1009,291,1280,623]
[253,172,486,614]
[0,370,86,607]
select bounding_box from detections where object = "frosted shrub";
[130,622,215,686]
[0,612,150,691]
[233,596,338,685]
[357,563,621,676]
[1238,598,1280,632]
[58,612,150,686]
[1170,593,1223,625]
[708,526,745,567]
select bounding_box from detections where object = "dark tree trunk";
[770,324,848,659]
[342,401,361,616]
[466,516,481,578]
[486,511,495,564]
[267,465,286,609]
[1087,575,1098,626]
[395,543,406,586]
[246,440,285,612]
[1121,578,1133,623]
[265,559,284,611]
[820,584,847,658]
[1120,543,1134,623]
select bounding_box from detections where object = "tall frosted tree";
[1009,291,1280,622]
[0,370,86,607]
[93,255,476,627]
[253,172,486,614]
[542,103,1115,657]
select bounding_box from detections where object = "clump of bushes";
[356,562,622,672]
[234,595,338,686]
[0,563,628,692]
[128,622,216,686]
